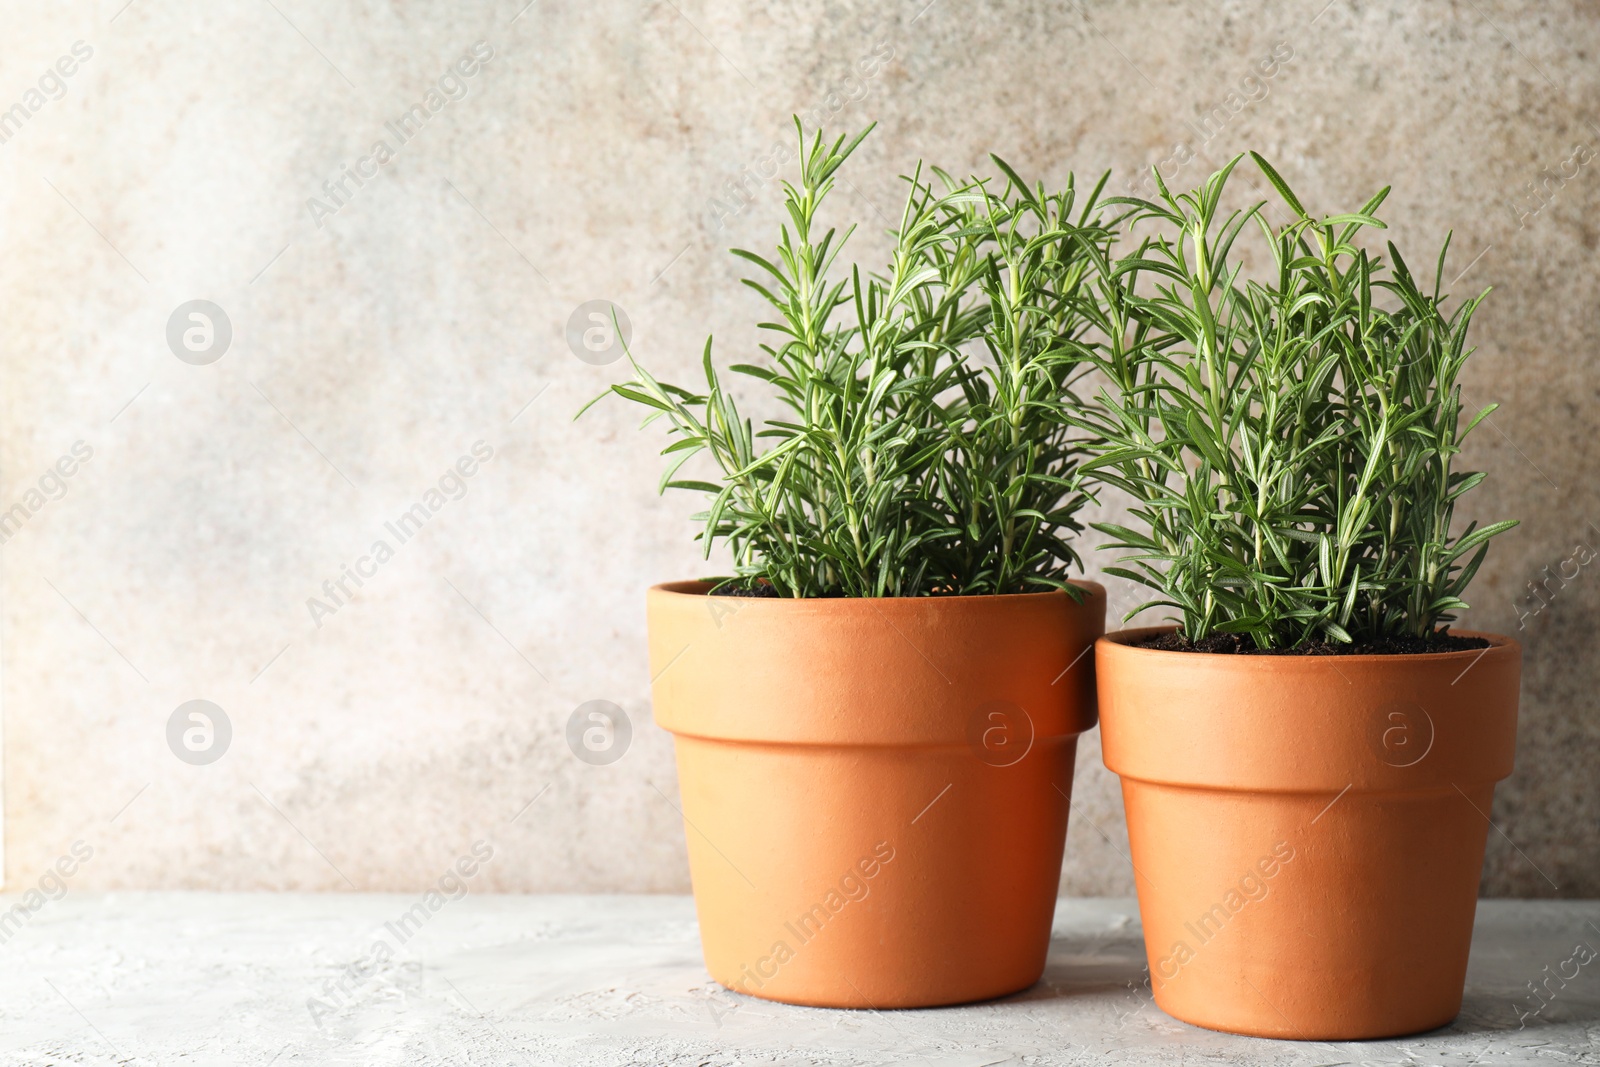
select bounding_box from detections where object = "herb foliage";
[590,122,1111,598]
[1075,154,1514,646]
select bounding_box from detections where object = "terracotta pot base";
[676,735,1081,1008]
[1125,780,1497,1038]
[648,582,1106,1008]
[1097,626,1521,1040]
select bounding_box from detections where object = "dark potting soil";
[704,584,1051,598]
[1133,631,1490,656]
[707,585,853,598]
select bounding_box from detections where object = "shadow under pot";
[645,580,1107,1008]
[1095,626,1521,1040]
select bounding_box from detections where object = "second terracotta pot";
[647,581,1106,1008]
[1097,626,1521,1039]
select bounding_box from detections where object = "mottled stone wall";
[2,0,1594,895]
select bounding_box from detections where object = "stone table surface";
[0,894,1595,1065]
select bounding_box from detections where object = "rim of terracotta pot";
[1095,625,1521,793]
[646,579,1106,747]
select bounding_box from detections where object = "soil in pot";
[1134,631,1490,656]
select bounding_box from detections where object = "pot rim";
[651,577,1107,605]
[1096,624,1521,791]
[1099,624,1519,665]
[647,578,1107,746]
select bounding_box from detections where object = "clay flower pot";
[646,580,1106,1008]
[1096,626,1521,1039]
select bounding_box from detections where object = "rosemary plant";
[589,122,1110,597]
[1077,154,1515,647]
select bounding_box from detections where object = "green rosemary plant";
[587,121,1111,597]
[1076,153,1515,647]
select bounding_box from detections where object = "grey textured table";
[0,894,1594,1065]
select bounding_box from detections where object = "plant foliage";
[1075,154,1515,647]
[586,121,1111,597]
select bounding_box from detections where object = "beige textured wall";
[1,0,1595,897]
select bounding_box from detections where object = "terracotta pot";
[1096,626,1521,1039]
[646,580,1106,1008]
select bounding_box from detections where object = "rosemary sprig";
[1075,154,1515,646]
[586,120,1111,598]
